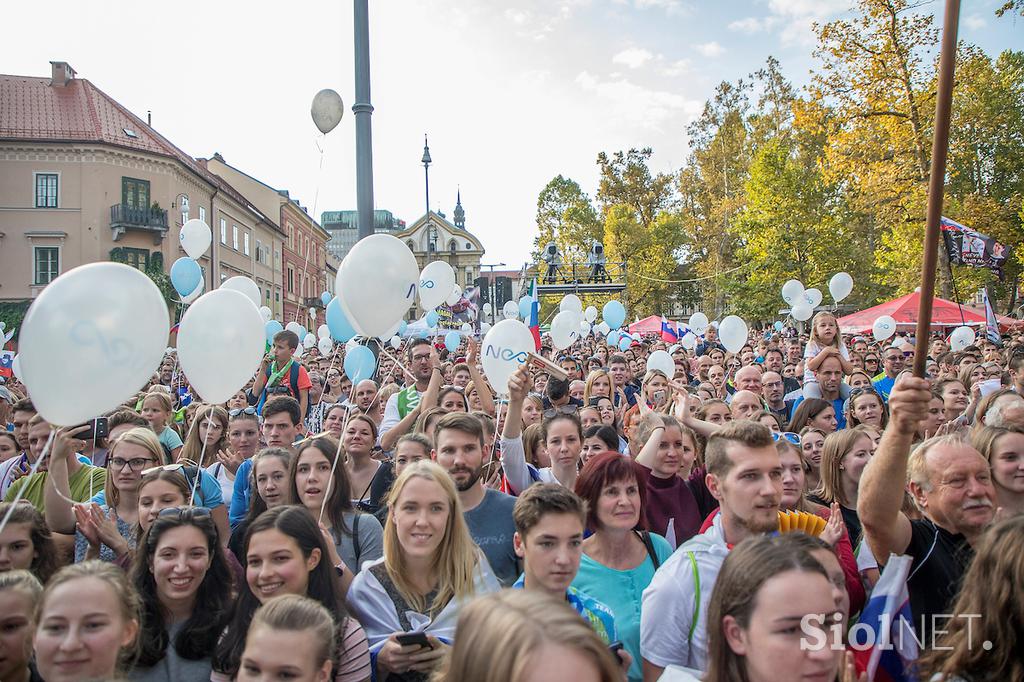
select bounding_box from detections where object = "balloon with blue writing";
[320,291,332,306]
[446,284,462,307]
[444,331,461,353]
[872,316,897,343]
[17,262,170,426]
[337,234,419,338]
[303,333,317,348]
[170,257,202,297]
[317,336,333,356]
[179,219,212,259]
[781,280,805,306]
[829,272,854,303]
[949,326,975,352]
[426,310,439,328]
[178,289,266,404]
[481,319,534,395]
[503,300,519,320]
[265,320,284,344]
[419,261,456,311]
[317,324,331,340]
[326,298,357,343]
[344,345,377,383]
[311,89,344,134]
[550,310,580,350]
[603,300,626,330]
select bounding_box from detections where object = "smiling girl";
[141,391,183,462]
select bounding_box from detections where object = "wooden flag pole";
[913,0,961,377]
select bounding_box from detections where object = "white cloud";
[612,0,687,14]
[612,47,655,69]
[661,58,692,76]
[964,14,986,30]
[727,16,779,33]
[575,70,702,130]
[765,0,851,45]
[695,41,724,57]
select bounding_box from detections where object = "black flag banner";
[940,216,1010,279]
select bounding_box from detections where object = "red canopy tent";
[628,315,675,335]
[837,291,1023,334]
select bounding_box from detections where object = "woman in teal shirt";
[573,452,674,682]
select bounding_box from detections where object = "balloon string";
[318,381,358,527]
[293,135,327,325]
[189,412,214,506]
[378,347,416,384]
[315,344,343,410]
[0,429,55,535]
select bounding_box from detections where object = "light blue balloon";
[618,336,631,351]
[426,310,439,328]
[398,320,408,336]
[417,327,430,339]
[444,331,461,353]
[607,331,620,346]
[265,320,284,344]
[298,326,307,341]
[320,291,331,306]
[326,298,357,342]
[518,296,534,320]
[170,257,202,297]
[344,345,377,383]
[774,321,784,332]
[603,300,626,330]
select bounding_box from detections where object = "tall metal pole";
[353,0,375,241]
[913,0,960,377]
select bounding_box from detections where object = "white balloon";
[791,304,814,321]
[338,234,419,338]
[317,324,331,340]
[689,312,710,336]
[550,310,581,350]
[646,350,674,377]
[17,263,169,426]
[346,338,360,353]
[177,289,265,404]
[560,294,583,314]
[378,319,403,341]
[181,278,205,304]
[803,288,823,309]
[829,272,854,302]
[595,321,610,336]
[303,333,317,348]
[781,279,805,306]
[584,306,598,323]
[479,321,491,334]
[389,335,402,350]
[579,320,592,336]
[179,219,212,259]
[481,319,534,394]
[286,322,303,336]
[259,306,273,322]
[311,89,344,134]
[309,307,317,320]
[872,315,898,343]
[419,261,457,311]
[220,276,261,309]
[950,325,976,352]
[446,284,463,307]
[461,323,473,333]
[680,332,697,350]
[503,300,520,320]
[11,354,23,382]
[317,337,334,356]
[719,315,748,353]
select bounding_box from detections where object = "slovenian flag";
[661,317,678,343]
[851,554,918,681]
[528,279,541,350]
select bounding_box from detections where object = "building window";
[233,225,239,250]
[255,239,263,263]
[33,246,60,285]
[287,266,294,294]
[35,173,58,208]
[265,289,271,303]
[181,209,189,226]
[244,232,250,256]
[220,218,227,244]
[199,206,206,223]
[122,248,150,270]
[121,177,150,209]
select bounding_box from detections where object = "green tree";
[532,175,602,263]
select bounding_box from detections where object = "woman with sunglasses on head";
[344,415,395,516]
[291,437,383,578]
[0,502,59,584]
[846,370,873,391]
[34,561,142,682]
[45,427,161,563]
[128,507,233,681]
[214,506,371,682]
[209,407,262,506]
[228,448,293,560]
[347,461,498,681]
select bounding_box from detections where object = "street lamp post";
[481,262,506,324]
[353,0,375,241]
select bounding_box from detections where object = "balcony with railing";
[110,204,169,244]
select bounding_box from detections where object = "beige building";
[0,61,285,318]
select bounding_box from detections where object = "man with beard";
[379,338,440,446]
[432,411,519,586]
[640,421,783,675]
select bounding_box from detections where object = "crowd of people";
[1,306,1024,682]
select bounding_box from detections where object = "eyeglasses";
[229,407,258,418]
[902,351,915,358]
[543,405,578,419]
[157,506,212,520]
[864,358,879,364]
[772,432,801,445]
[109,457,153,472]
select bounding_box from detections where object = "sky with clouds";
[3,1,1020,268]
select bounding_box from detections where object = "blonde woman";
[433,590,622,682]
[0,570,43,682]
[347,460,500,680]
[582,369,617,407]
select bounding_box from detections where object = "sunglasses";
[772,431,801,445]
[157,506,212,520]
[229,407,258,417]
[543,405,578,419]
